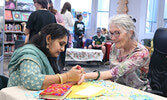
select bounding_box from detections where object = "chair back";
[148,28,167,97]
[0,75,9,90]
[153,28,167,55]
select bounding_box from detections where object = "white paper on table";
[75,86,103,96]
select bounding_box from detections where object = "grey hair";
[109,14,137,40]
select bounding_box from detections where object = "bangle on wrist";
[93,70,100,80]
[57,74,63,84]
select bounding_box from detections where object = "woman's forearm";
[85,71,112,80]
[24,34,29,44]
[41,73,68,89]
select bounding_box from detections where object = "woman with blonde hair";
[79,14,150,90]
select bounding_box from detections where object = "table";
[65,48,104,62]
[1,80,166,100]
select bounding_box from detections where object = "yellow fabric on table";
[67,82,105,99]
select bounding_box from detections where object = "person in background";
[48,0,64,26]
[80,14,150,90]
[7,23,84,91]
[61,2,74,33]
[102,28,112,41]
[24,0,56,43]
[84,39,92,49]
[5,0,15,9]
[88,27,106,55]
[74,14,85,48]
[59,2,74,71]
[102,28,108,37]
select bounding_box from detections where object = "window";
[97,0,110,29]
[164,0,167,28]
[145,0,158,33]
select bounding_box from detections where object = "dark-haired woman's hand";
[66,65,84,82]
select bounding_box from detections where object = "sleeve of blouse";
[110,48,149,78]
[56,12,64,23]
[20,59,45,90]
[66,12,74,27]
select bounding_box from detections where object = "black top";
[26,10,57,39]
[74,21,85,36]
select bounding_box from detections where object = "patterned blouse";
[109,43,150,89]
[7,44,55,91]
[8,60,45,90]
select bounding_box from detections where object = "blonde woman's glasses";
[110,31,120,38]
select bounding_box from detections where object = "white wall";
[128,0,142,41]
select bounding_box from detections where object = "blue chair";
[84,39,92,48]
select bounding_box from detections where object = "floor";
[3,57,110,77]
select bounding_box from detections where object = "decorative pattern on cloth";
[66,80,154,100]
[1,80,165,100]
[40,84,72,96]
[7,60,45,90]
[65,48,103,61]
[7,44,55,90]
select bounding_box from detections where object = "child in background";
[102,28,112,41]
[74,14,85,48]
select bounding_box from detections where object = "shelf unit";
[4,9,31,56]
[0,0,5,75]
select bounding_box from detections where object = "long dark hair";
[29,23,69,73]
[61,2,71,14]
[48,0,57,15]
[33,0,48,9]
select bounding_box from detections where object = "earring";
[46,43,49,49]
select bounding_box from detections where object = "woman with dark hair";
[61,2,74,32]
[24,0,56,43]
[148,28,167,97]
[7,23,84,90]
[59,2,74,70]
[48,0,64,26]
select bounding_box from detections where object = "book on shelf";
[4,34,14,42]
[12,11,21,21]
[4,45,15,53]
[21,12,31,21]
[39,84,72,100]
[5,10,13,20]
[5,24,22,32]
